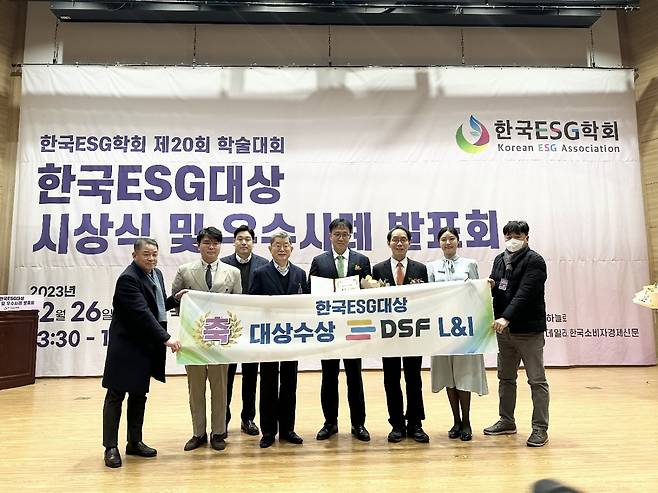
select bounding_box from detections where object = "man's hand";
[165,339,182,353]
[487,278,495,289]
[174,289,189,302]
[492,317,509,334]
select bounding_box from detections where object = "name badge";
[498,278,508,291]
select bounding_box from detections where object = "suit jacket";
[102,262,177,394]
[249,261,309,296]
[308,250,371,283]
[171,259,242,296]
[220,253,269,292]
[490,247,547,333]
[372,257,428,286]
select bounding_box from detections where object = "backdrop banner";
[11,65,655,376]
[177,280,496,364]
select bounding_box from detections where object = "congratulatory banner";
[177,280,495,364]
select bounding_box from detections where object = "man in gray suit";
[171,227,242,452]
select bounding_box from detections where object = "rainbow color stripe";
[456,115,490,154]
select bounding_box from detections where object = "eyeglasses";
[390,237,409,244]
[331,233,351,239]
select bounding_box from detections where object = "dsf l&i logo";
[456,115,490,154]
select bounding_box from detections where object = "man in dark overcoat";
[102,238,184,468]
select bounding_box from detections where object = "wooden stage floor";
[1,367,657,492]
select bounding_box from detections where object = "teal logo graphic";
[456,115,490,154]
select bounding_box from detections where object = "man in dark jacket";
[484,220,550,447]
[249,231,309,449]
[372,225,429,444]
[101,238,184,468]
[221,224,269,436]
[309,218,371,442]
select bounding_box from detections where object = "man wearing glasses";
[372,225,429,444]
[309,218,372,442]
[171,227,242,452]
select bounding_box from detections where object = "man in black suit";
[309,218,371,442]
[101,238,185,468]
[249,231,309,448]
[221,224,269,436]
[372,225,429,444]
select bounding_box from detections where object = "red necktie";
[396,262,404,286]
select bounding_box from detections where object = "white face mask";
[505,238,525,253]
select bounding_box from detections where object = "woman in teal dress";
[427,226,488,441]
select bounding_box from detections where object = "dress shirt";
[389,257,408,284]
[332,247,350,277]
[201,259,221,285]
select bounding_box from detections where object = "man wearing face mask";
[484,220,549,447]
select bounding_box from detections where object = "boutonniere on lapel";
[360,275,389,289]
[354,264,362,272]
[409,278,425,284]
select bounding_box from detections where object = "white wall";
[24,2,622,67]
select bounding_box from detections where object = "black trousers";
[320,358,366,426]
[226,362,259,424]
[382,356,425,429]
[102,388,146,448]
[259,361,298,437]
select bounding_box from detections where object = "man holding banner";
[171,227,242,452]
[102,238,183,469]
[372,225,430,444]
[249,231,310,448]
[310,218,371,442]
[221,225,268,437]
[484,220,550,447]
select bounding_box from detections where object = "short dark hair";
[196,227,223,244]
[329,218,353,234]
[502,220,529,236]
[387,225,411,242]
[233,224,255,240]
[134,238,158,251]
[437,226,460,241]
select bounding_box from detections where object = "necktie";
[336,255,346,278]
[205,264,213,290]
[396,262,404,286]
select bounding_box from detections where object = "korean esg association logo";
[456,115,490,154]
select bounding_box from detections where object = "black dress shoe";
[259,435,275,448]
[351,425,371,442]
[408,424,430,443]
[316,423,338,440]
[241,419,260,436]
[104,447,122,468]
[184,434,208,451]
[210,434,227,451]
[448,424,461,440]
[387,427,405,443]
[126,441,157,457]
[281,431,304,444]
